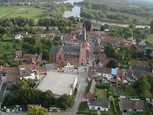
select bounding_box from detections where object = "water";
[62,0,84,18]
[61,0,150,28]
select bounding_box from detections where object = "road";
[0,82,7,108]
[68,67,88,115]
[68,37,95,115]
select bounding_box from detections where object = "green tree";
[150,20,153,32]
[27,105,47,115]
[40,90,55,108]
[57,94,75,110]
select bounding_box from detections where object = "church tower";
[79,26,87,65]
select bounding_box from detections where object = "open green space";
[146,34,153,44]
[95,89,108,98]
[0,6,45,22]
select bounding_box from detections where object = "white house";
[102,68,112,81]
[88,98,110,111]
[15,31,28,40]
[19,68,37,80]
[64,63,74,72]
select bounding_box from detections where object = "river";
[62,0,84,18]
[61,0,150,29]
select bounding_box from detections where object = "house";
[38,31,56,40]
[14,50,42,65]
[61,34,76,43]
[15,50,23,58]
[94,53,109,67]
[128,60,152,72]
[15,31,28,40]
[99,36,132,46]
[0,67,20,82]
[88,98,110,111]
[102,68,112,81]
[64,63,74,72]
[119,99,144,113]
[18,64,40,80]
[19,68,37,80]
[88,67,96,78]
[84,80,96,99]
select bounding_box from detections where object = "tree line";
[2,79,75,110]
[0,17,34,27]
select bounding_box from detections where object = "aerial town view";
[0,0,153,115]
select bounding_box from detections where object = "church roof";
[50,45,80,58]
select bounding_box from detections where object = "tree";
[135,76,151,97]
[57,94,75,110]
[150,20,153,32]
[27,105,47,115]
[40,90,55,108]
[107,59,118,68]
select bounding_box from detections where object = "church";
[50,27,89,67]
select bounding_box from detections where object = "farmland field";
[0,6,45,22]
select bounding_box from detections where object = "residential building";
[14,50,42,65]
[128,60,151,72]
[61,34,76,43]
[88,98,110,111]
[84,80,96,99]
[99,36,132,46]
[38,31,56,40]
[119,99,144,113]
[15,31,28,40]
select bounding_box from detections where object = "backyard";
[95,89,108,98]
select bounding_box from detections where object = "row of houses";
[84,79,145,112]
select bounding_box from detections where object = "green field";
[147,34,153,44]
[0,6,45,22]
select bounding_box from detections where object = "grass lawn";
[0,39,22,57]
[146,34,153,44]
[0,6,45,23]
[95,89,108,98]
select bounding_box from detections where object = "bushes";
[111,98,117,114]
[96,83,109,89]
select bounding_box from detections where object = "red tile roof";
[100,36,132,46]
[128,60,150,67]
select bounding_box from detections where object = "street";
[0,82,7,108]
[68,37,95,115]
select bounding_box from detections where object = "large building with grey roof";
[37,72,78,98]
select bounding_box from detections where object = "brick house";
[84,80,96,99]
